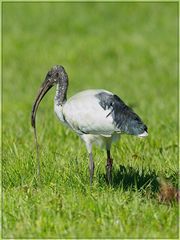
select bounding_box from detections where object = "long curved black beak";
[31,75,53,128]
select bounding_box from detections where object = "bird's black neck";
[55,72,69,106]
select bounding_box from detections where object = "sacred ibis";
[31,65,148,184]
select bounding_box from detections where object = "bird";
[31,65,148,184]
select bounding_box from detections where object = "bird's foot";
[106,158,113,184]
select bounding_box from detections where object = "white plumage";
[55,89,120,152]
[63,90,114,133]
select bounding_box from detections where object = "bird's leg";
[106,150,113,184]
[81,136,94,185]
[89,152,95,185]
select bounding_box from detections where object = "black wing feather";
[95,92,147,135]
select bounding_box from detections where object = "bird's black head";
[31,65,68,128]
[45,65,67,85]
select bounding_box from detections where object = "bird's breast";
[62,90,115,135]
[54,103,67,125]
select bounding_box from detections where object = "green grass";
[2,2,179,238]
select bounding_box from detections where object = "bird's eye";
[55,72,59,78]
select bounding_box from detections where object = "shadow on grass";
[98,165,159,194]
[112,165,159,192]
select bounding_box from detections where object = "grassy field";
[2,2,179,239]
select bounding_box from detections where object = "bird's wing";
[62,90,116,135]
[63,90,146,136]
[95,91,147,135]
